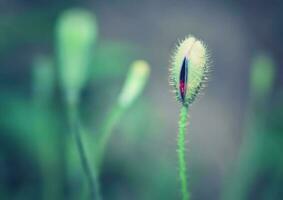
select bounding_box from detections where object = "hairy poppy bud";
[169,36,209,106]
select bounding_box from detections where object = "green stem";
[178,105,190,200]
[96,105,124,170]
[67,101,102,200]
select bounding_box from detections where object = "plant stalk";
[67,101,102,200]
[178,105,190,200]
[96,105,124,170]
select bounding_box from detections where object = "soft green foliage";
[92,40,139,80]
[56,9,98,103]
[5,4,283,200]
[250,53,275,99]
[170,36,209,105]
[2,94,64,200]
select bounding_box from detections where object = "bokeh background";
[0,0,283,199]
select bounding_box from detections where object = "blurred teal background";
[0,0,283,200]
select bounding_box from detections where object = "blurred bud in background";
[250,53,275,101]
[32,55,55,104]
[118,60,150,108]
[95,60,150,170]
[223,52,278,200]
[56,9,98,104]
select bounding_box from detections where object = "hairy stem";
[178,105,190,200]
[67,102,102,200]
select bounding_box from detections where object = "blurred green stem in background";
[56,8,150,198]
[56,8,100,199]
[67,100,102,200]
[96,105,124,170]
[95,60,150,171]
[32,55,64,200]
[222,53,276,200]
[178,106,190,200]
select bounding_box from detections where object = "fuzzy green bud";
[169,36,209,106]
[118,60,150,108]
[56,9,98,103]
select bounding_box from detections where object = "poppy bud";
[169,36,209,106]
